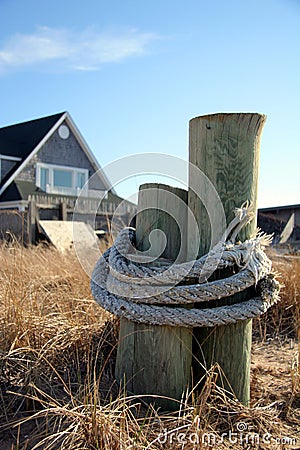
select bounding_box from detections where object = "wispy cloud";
[0,26,159,73]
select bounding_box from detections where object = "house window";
[36,163,88,195]
[53,169,73,188]
[76,172,86,189]
[40,167,49,191]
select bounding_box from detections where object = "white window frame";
[36,162,88,196]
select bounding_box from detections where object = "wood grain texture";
[115,183,192,410]
[188,113,266,405]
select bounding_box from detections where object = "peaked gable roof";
[0,112,64,160]
[0,112,115,196]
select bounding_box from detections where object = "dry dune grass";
[0,241,299,449]
[253,253,300,340]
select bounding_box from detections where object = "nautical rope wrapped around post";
[91,204,281,327]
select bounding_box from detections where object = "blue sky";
[0,0,299,207]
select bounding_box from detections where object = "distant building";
[258,204,300,244]
[0,112,135,243]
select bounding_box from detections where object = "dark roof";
[0,112,64,158]
[257,211,300,243]
[259,204,300,212]
[0,112,65,188]
[0,180,43,202]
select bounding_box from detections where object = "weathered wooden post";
[115,183,193,409]
[188,113,266,404]
[100,112,266,409]
[60,201,67,221]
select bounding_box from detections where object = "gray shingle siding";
[16,122,105,191]
[17,162,34,182]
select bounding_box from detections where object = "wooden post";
[115,183,192,410]
[28,199,37,245]
[188,113,266,404]
[60,201,67,221]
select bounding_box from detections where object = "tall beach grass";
[0,241,299,449]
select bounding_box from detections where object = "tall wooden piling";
[188,113,266,404]
[115,183,192,410]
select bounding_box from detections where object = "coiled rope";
[91,205,281,327]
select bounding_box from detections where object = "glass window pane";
[53,169,72,188]
[40,168,49,191]
[76,172,86,189]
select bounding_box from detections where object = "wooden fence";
[0,193,136,245]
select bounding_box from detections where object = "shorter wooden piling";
[115,183,192,410]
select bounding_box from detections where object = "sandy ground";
[0,339,299,449]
